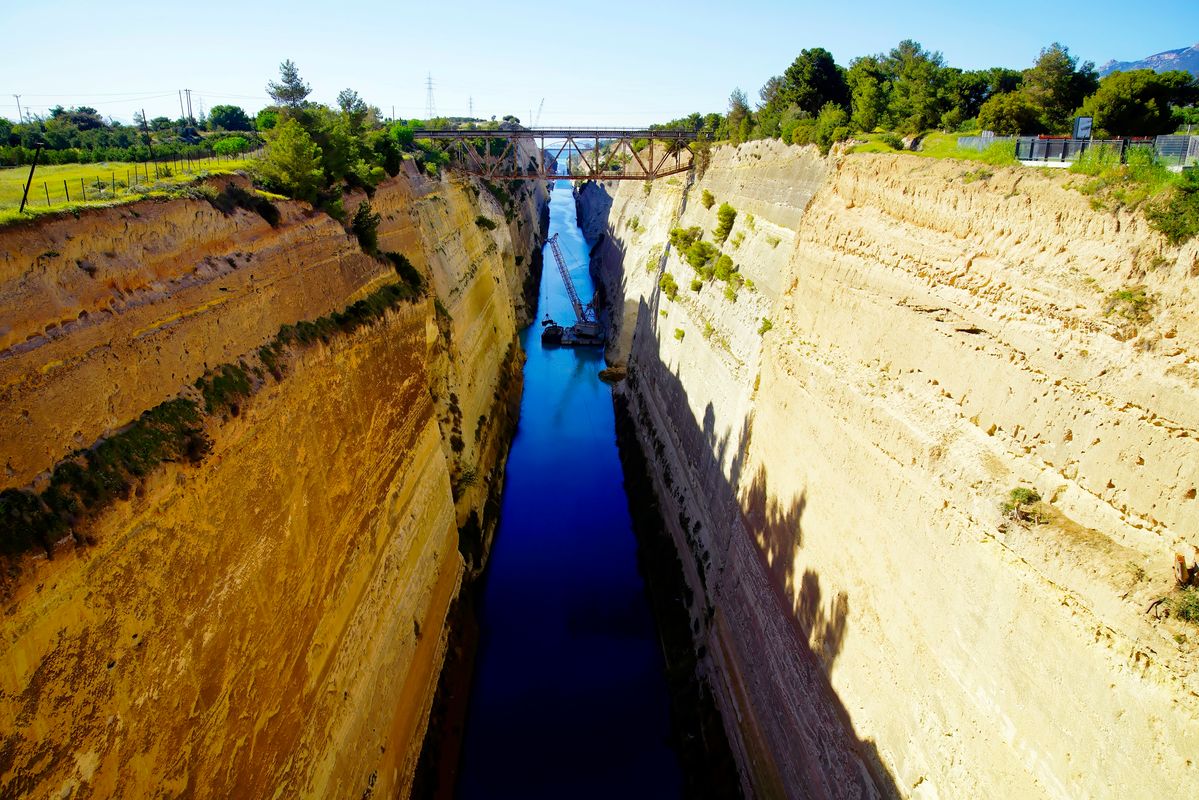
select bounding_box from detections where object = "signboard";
[1073,116,1094,140]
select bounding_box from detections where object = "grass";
[850,131,1017,166]
[1173,587,1199,624]
[0,155,259,226]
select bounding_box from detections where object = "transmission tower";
[425,73,436,119]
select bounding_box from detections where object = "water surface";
[455,180,682,799]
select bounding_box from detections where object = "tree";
[780,47,850,115]
[150,116,173,131]
[1022,43,1097,132]
[814,103,852,153]
[256,108,280,131]
[336,89,369,129]
[257,118,324,202]
[714,203,737,243]
[978,91,1042,134]
[939,69,992,129]
[727,88,751,143]
[1079,69,1199,136]
[885,40,947,133]
[267,59,311,108]
[213,136,249,156]
[759,76,783,109]
[209,104,252,131]
[847,56,890,132]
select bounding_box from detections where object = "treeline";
[251,60,522,213]
[655,41,1199,152]
[0,104,264,167]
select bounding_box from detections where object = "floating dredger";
[540,232,604,346]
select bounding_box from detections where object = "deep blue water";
[454,182,682,799]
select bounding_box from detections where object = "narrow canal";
[453,180,683,798]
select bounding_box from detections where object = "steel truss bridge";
[410,127,705,181]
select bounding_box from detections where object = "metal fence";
[1014,135,1197,167]
[956,134,1016,152]
[1154,135,1199,167]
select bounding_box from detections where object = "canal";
[453,180,683,798]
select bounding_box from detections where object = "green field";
[0,154,259,225]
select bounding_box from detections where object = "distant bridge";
[410,127,705,181]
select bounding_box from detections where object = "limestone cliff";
[0,162,547,797]
[581,139,1199,798]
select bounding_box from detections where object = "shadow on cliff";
[616,295,900,799]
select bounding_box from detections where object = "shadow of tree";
[615,293,900,799]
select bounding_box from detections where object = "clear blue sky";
[2,0,1196,126]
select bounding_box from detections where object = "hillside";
[1099,42,1199,76]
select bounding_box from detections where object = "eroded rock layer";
[0,162,547,797]
[581,139,1199,799]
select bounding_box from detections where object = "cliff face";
[0,162,547,797]
[581,139,1199,798]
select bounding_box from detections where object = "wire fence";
[10,148,264,212]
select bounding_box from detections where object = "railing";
[1155,134,1199,167]
[1014,135,1197,166]
[956,134,1016,152]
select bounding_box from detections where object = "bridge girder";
[410,128,705,181]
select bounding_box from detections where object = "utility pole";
[18,142,44,214]
[140,108,154,160]
[178,90,186,121]
[469,96,473,118]
[185,89,194,125]
[425,73,435,119]
[13,94,22,123]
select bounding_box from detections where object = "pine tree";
[267,60,311,109]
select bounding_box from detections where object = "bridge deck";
[411,127,704,181]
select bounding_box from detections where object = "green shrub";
[1146,170,1199,245]
[1104,286,1154,324]
[758,317,773,335]
[685,240,719,276]
[713,254,736,281]
[714,203,736,243]
[690,279,703,292]
[659,272,679,301]
[1001,486,1043,521]
[475,214,498,231]
[669,226,702,250]
[628,215,641,232]
[701,189,715,209]
[195,362,252,415]
[351,200,382,253]
[880,132,905,150]
[674,328,685,341]
[384,251,424,293]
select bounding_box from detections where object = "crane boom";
[547,233,591,323]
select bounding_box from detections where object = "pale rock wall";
[0,161,546,797]
[582,139,1199,798]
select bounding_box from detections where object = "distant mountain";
[1098,43,1199,77]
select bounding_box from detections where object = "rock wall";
[0,161,547,797]
[581,139,1199,798]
